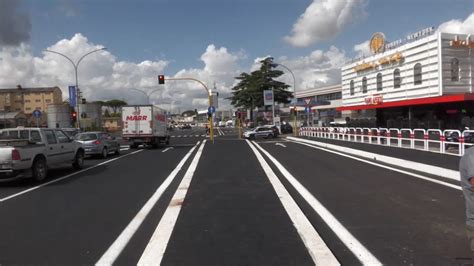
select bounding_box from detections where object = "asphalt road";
[0,126,470,265]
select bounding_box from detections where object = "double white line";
[247,140,381,265]
[96,140,206,265]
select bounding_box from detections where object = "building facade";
[339,29,474,129]
[295,84,344,126]
[0,86,63,114]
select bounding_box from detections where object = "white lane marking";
[138,140,206,265]
[287,137,459,181]
[96,141,200,265]
[275,143,287,148]
[195,135,199,137]
[246,140,339,265]
[120,145,129,148]
[0,150,144,203]
[171,136,176,138]
[162,147,174,153]
[120,148,130,151]
[287,139,461,191]
[252,141,381,265]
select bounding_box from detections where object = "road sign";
[304,97,312,105]
[208,106,216,114]
[263,90,274,106]
[68,86,76,107]
[32,109,42,118]
[305,106,311,113]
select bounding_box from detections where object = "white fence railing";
[298,127,474,156]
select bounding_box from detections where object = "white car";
[243,126,277,140]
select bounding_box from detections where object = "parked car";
[0,127,84,182]
[243,126,277,139]
[75,132,120,158]
[61,128,81,138]
[280,123,293,134]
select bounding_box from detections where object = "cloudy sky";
[0,0,473,113]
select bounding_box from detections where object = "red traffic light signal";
[158,75,165,84]
[71,111,77,122]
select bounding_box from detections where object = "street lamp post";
[273,62,298,136]
[44,47,107,129]
[131,88,161,104]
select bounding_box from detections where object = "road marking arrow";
[275,143,287,148]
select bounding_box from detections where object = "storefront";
[338,28,474,129]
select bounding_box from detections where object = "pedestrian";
[460,146,474,251]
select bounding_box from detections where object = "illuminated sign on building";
[353,52,404,72]
[364,94,384,105]
[450,35,474,48]
[370,32,385,54]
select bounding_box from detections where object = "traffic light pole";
[160,77,214,144]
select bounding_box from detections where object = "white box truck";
[121,105,170,148]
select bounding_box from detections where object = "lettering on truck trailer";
[127,115,148,121]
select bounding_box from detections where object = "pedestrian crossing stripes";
[170,135,217,138]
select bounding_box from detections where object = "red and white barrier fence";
[298,126,473,156]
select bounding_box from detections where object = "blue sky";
[25,0,473,72]
[1,0,473,110]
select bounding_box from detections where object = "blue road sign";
[68,86,76,107]
[32,109,42,118]
[208,106,216,114]
[305,106,311,113]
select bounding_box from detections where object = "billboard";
[263,90,274,106]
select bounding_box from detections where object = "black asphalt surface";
[257,139,470,265]
[162,138,313,266]
[0,127,470,265]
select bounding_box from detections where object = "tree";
[106,99,127,114]
[228,57,292,121]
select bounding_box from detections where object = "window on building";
[35,99,41,103]
[26,107,31,111]
[36,107,42,110]
[394,68,401,88]
[45,99,51,103]
[25,99,30,103]
[350,80,355,96]
[376,73,383,91]
[362,77,367,93]
[414,63,422,85]
[15,108,20,111]
[451,58,460,81]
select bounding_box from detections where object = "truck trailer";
[121,105,170,148]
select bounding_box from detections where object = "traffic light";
[71,111,77,123]
[158,75,165,84]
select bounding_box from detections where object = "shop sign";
[450,36,474,48]
[364,94,384,105]
[353,52,403,72]
[370,32,386,54]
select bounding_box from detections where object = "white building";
[295,84,344,126]
[339,28,474,129]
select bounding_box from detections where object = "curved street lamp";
[44,47,107,129]
[272,61,298,136]
[131,88,161,104]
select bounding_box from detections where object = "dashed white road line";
[162,147,174,153]
[275,143,287,148]
[246,140,339,265]
[0,150,144,203]
[96,141,201,265]
[138,140,206,265]
[252,141,382,265]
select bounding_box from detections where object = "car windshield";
[1,1,473,265]
[76,133,98,141]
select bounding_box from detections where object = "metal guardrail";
[298,126,473,156]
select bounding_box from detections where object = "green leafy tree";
[228,57,292,120]
[106,99,127,114]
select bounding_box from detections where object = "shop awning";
[337,93,474,111]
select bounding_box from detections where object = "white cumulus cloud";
[284,0,368,47]
[0,34,246,113]
[353,40,371,58]
[438,13,474,34]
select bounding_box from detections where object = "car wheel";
[101,147,108,159]
[249,134,255,140]
[72,150,84,170]
[32,157,47,182]
[115,147,121,155]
